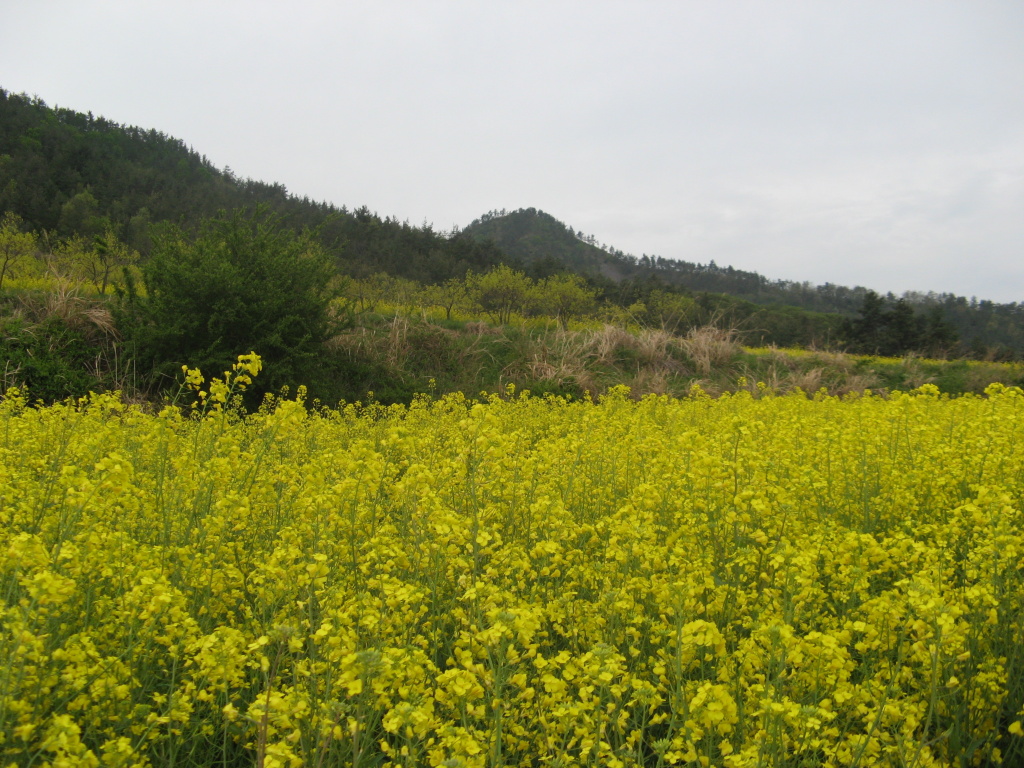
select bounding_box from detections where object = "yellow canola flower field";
[2,363,1024,768]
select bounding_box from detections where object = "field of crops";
[2,360,1024,767]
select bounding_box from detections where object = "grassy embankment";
[2,280,1023,405]
[327,304,1024,402]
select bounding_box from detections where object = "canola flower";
[1,357,1024,767]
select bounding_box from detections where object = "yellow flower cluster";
[179,351,263,413]
[2,361,1024,767]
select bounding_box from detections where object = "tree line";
[2,88,1013,368]
[464,208,1023,357]
[0,89,506,285]
[0,205,982,408]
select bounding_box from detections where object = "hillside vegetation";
[0,89,506,283]
[2,87,1024,406]
[465,208,1024,356]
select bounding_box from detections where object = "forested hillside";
[1,87,1022,369]
[0,89,848,351]
[0,89,507,283]
[465,208,1024,355]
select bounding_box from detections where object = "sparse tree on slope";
[0,213,37,290]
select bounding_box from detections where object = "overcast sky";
[2,2,1023,302]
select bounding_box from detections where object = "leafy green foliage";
[841,290,958,356]
[1,89,1018,361]
[0,89,506,284]
[530,273,597,329]
[117,207,341,398]
[0,213,38,290]
[0,316,99,402]
[466,208,1022,357]
[467,265,533,325]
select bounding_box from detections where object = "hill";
[464,207,628,279]
[0,86,1021,381]
[464,208,1024,355]
[0,88,506,283]
[464,208,867,311]
[0,89,855,350]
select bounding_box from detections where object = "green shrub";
[117,207,342,401]
[0,316,99,402]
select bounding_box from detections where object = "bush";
[117,207,341,399]
[0,316,99,402]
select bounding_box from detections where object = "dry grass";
[587,325,636,366]
[326,318,414,371]
[503,324,751,398]
[509,329,594,397]
[805,349,857,373]
[16,278,119,342]
[629,367,672,396]
[324,318,984,402]
[2,358,25,393]
[740,348,883,397]
[681,326,741,376]
[832,373,881,396]
[513,325,711,397]
[384,316,410,369]
[634,329,677,368]
[897,353,937,390]
[784,367,825,393]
